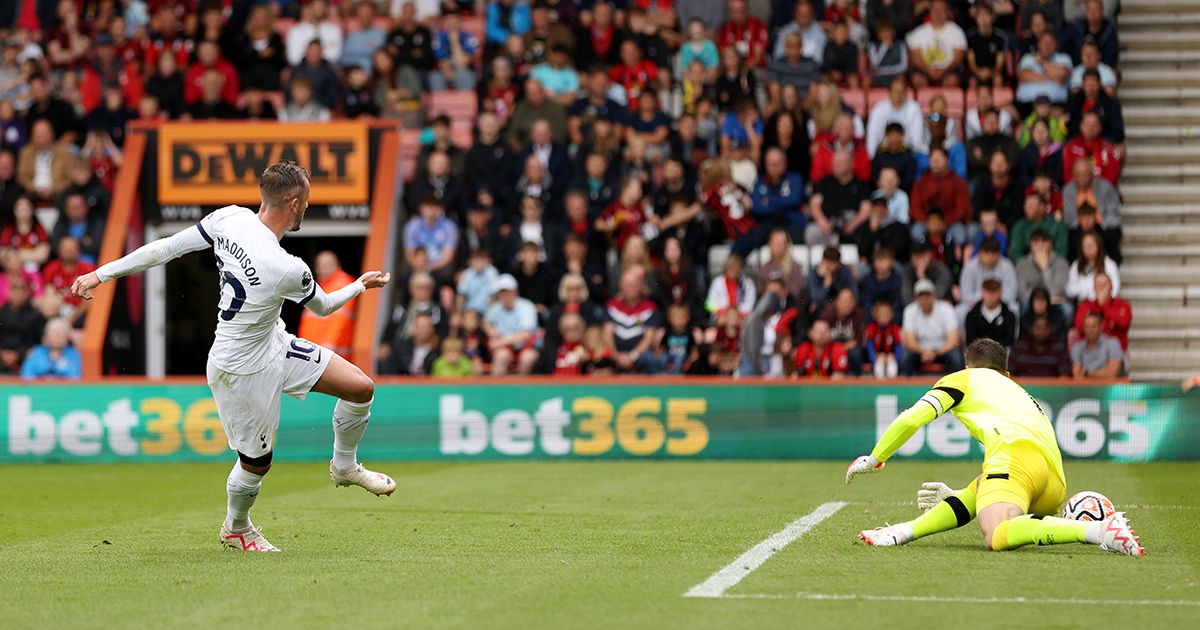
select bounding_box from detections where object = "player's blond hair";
[259,161,310,209]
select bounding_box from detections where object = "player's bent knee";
[344,374,374,403]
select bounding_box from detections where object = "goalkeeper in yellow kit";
[845,339,1143,556]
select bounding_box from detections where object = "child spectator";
[964,208,1008,260]
[455,249,499,315]
[793,319,849,379]
[866,300,903,378]
[596,178,656,253]
[868,20,907,88]
[431,338,475,378]
[460,309,491,375]
[279,76,331,123]
[860,247,904,322]
[708,306,743,375]
[341,66,378,119]
[583,326,616,376]
[660,303,699,375]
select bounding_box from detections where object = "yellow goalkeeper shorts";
[976,439,1066,515]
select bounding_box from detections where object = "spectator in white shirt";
[905,0,967,88]
[866,76,925,157]
[285,0,343,67]
[1066,232,1120,302]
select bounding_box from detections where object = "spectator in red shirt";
[183,40,239,106]
[718,0,769,69]
[700,157,757,247]
[1062,111,1122,188]
[610,39,660,111]
[0,195,50,268]
[552,312,591,375]
[910,146,973,248]
[811,112,872,184]
[1073,273,1130,350]
[41,235,95,325]
[793,318,849,379]
[865,300,902,378]
[597,177,655,252]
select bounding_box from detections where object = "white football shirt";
[197,205,317,374]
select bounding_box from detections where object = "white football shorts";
[206,331,332,458]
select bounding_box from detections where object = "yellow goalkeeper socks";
[909,479,979,540]
[991,515,1090,550]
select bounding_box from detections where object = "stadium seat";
[398,129,422,182]
[426,91,479,125]
[842,88,868,119]
[707,243,732,278]
[450,120,474,147]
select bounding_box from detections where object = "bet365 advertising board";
[2,383,1197,463]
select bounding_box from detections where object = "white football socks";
[225,463,263,531]
[332,397,373,472]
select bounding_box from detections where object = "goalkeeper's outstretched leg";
[859,477,980,546]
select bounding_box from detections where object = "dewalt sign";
[157,122,370,205]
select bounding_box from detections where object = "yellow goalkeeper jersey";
[871,368,1065,485]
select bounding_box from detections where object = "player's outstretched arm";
[846,387,958,484]
[72,225,211,300]
[302,271,390,317]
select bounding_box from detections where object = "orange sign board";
[157,122,370,205]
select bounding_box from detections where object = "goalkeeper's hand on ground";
[845,455,884,484]
[916,482,955,511]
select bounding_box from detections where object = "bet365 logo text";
[6,396,225,457]
[439,395,709,457]
[875,395,1151,459]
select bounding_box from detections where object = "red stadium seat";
[398,129,422,182]
[450,120,474,147]
[993,86,1014,108]
[426,90,479,124]
[461,16,486,47]
[842,88,868,119]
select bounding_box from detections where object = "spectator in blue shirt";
[403,195,460,286]
[486,0,532,47]
[529,45,580,106]
[21,318,81,380]
[751,147,806,230]
[484,274,541,375]
[430,12,480,91]
[340,1,386,75]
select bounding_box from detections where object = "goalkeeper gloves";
[916,481,954,511]
[845,454,884,484]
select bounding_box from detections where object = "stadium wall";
[2,380,1195,463]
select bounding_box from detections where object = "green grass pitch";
[2,461,1198,629]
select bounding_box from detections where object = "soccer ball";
[1062,491,1116,521]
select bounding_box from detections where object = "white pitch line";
[684,502,847,599]
[721,592,1200,607]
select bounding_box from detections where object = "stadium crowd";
[0,0,1132,380]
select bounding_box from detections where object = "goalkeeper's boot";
[859,523,914,547]
[220,522,281,553]
[330,460,396,497]
[1094,513,1144,557]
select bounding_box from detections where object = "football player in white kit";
[71,161,396,552]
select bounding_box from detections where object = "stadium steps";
[1116,2,1200,382]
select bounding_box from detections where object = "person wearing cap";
[900,278,964,375]
[901,240,953,305]
[484,274,542,375]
